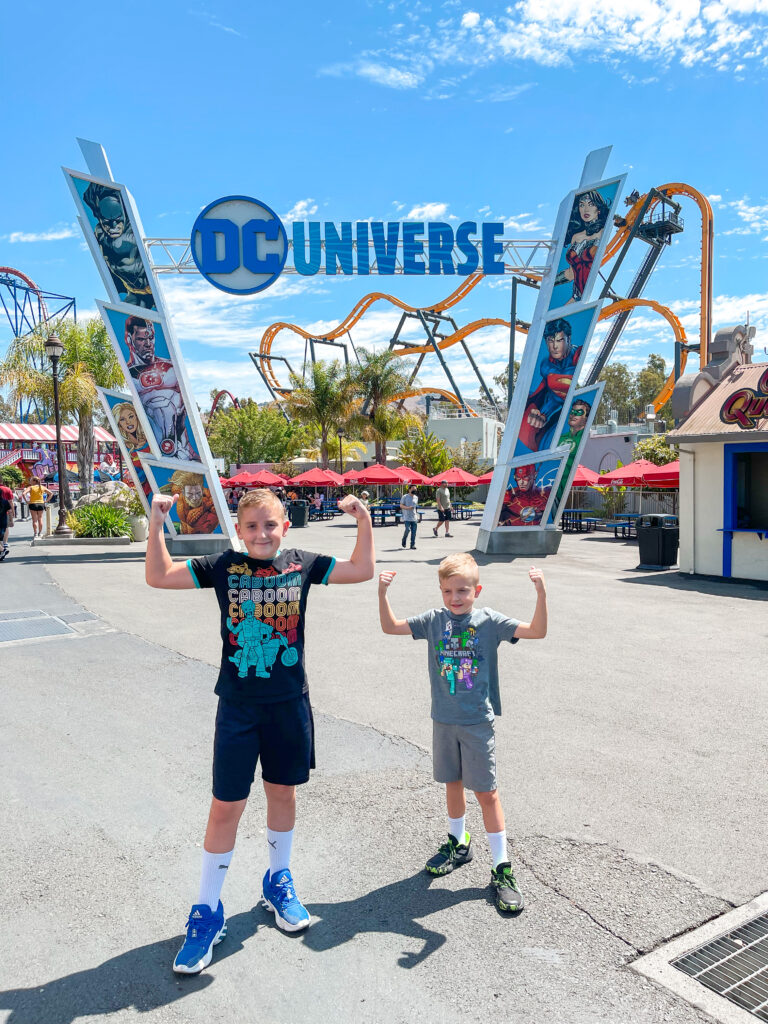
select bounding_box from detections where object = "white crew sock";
[487,830,507,868]
[198,848,233,911]
[267,827,294,877]
[448,815,467,845]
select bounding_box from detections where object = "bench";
[612,520,636,538]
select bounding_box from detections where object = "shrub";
[66,503,131,538]
[124,489,146,517]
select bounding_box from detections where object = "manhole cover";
[673,913,768,1019]
[633,891,768,1024]
[0,613,74,643]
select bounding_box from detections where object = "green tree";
[632,432,678,466]
[283,360,357,469]
[635,353,672,428]
[0,319,124,502]
[446,440,489,477]
[207,401,310,469]
[0,465,24,488]
[397,427,451,477]
[0,392,18,420]
[596,362,636,424]
[348,348,420,464]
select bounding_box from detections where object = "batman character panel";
[518,318,582,454]
[81,183,156,309]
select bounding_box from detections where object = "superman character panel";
[498,460,560,528]
[514,307,594,458]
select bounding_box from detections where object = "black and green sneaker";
[491,862,524,912]
[425,833,473,876]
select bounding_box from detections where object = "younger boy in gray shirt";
[378,552,547,912]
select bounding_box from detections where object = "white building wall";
[427,415,501,463]
[678,443,724,576]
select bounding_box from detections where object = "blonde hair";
[170,470,205,492]
[438,552,479,584]
[237,488,285,520]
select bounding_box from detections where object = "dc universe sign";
[191,195,509,295]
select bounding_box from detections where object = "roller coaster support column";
[417,310,468,415]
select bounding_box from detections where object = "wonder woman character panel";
[549,182,619,310]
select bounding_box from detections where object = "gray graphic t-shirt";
[407,607,520,724]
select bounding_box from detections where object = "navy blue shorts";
[212,693,315,801]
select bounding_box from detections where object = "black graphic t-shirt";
[188,547,335,703]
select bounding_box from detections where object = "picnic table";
[561,509,600,533]
[451,501,475,521]
[612,512,640,538]
[369,502,425,527]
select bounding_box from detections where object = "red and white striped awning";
[0,423,116,443]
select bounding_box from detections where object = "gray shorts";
[432,720,497,792]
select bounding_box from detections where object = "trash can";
[637,513,679,568]
[288,499,309,528]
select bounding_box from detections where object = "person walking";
[0,482,14,558]
[23,480,53,540]
[400,485,419,550]
[433,479,453,538]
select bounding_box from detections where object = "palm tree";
[397,427,451,478]
[348,348,420,464]
[283,360,357,469]
[0,319,124,501]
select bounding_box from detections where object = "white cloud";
[480,82,535,102]
[405,201,451,219]
[283,198,318,221]
[342,0,768,87]
[720,197,768,236]
[4,223,78,243]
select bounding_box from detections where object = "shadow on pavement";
[7,550,146,566]
[0,909,259,1024]
[619,571,768,598]
[304,870,490,967]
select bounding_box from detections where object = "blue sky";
[2,0,767,412]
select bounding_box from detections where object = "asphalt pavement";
[1,511,766,1024]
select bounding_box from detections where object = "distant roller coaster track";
[255,182,712,416]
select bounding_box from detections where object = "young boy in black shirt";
[145,487,374,973]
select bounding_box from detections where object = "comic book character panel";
[548,384,603,523]
[153,466,222,535]
[104,309,201,462]
[106,396,151,455]
[516,309,592,457]
[549,182,619,310]
[498,460,558,528]
[71,175,156,309]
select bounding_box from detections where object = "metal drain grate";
[0,609,47,621]
[0,614,74,643]
[673,913,768,1019]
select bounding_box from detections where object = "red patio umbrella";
[229,471,260,486]
[289,467,343,487]
[427,467,479,486]
[476,469,495,485]
[251,469,288,486]
[355,464,403,485]
[393,465,431,485]
[572,465,600,487]
[640,460,679,487]
[597,459,657,487]
[341,467,362,482]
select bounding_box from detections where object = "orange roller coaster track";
[254,182,712,415]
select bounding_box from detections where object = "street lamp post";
[44,332,73,538]
[337,428,345,474]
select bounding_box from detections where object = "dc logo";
[191,195,287,295]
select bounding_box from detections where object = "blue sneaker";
[262,868,310,932]
[172,901,227,974]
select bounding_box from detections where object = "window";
[735,452,768,529]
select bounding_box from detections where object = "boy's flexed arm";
[327,495,375,584]
[145,494,196,589]
[514,566,548,639]
[378,571,412,635]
